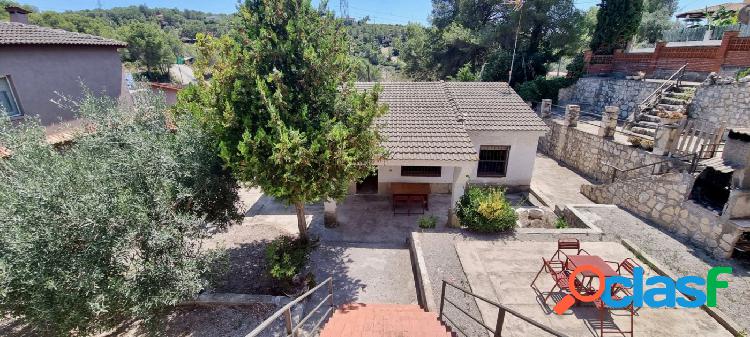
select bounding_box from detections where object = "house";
[0,6,126,126]
[352,81,548,211]
[676,1,750,20]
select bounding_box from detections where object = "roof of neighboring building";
[676,2,748,18]
[354,81,547,162]
[0,21,127,47]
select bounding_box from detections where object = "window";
[0,76,21,117]
[401,166,442,177]
[477,145,510,177]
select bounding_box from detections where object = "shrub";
[566,53,585,80]
[555,217,570,229]
[418,215,438,229]
[516,76,574,103]
[266,236,312,286]
[455,186,518,233]
[737,67,750,80]
[0,91,240,336]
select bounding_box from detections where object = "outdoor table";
[391,183,430,214]
[566,255,618,293]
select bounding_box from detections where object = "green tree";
[118,22,179,78]
[177,0,387,241]
[0,92,239,336]
[449,62,478,81]
[590,0,644,54]
[638,0,678,43]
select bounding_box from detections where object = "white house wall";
[378,165,455,184]
[467,130,545,187]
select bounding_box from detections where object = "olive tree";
[0,91,240,336]
[178,0,387,241]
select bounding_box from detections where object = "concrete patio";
[454,240,733,337]
[310,193,454,244]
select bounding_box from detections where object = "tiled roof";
[444,82,548,131]
[0,21,126,47]
[355,81,547,161]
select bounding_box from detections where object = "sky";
[22,0,740,25]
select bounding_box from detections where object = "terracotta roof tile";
[355,81,546,162]
[0,21,126,47]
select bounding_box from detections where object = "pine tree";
[590,0,644,54]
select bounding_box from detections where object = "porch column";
[653,124,679,156]
[540,99,552,119]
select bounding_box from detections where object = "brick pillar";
[540,99,552,119]
[583,50,593,74]
[564,104,580,127]
[653,124,680,156]
[716,31,739,72]
[650,42,666,75]
[598,106,619,139]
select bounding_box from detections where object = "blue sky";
[24,0,736,25]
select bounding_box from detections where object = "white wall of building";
[377,165,455,184]
[467,130,545,187]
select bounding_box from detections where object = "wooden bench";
[391,183,430,215]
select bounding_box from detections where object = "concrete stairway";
[318,303,457,337]
[630,85,696,138]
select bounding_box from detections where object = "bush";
[516,76,574,103]
[0,91,240,336]
[418,215,438,229]
[266,236,312,286]
[555,217,569,229]
[566,53,585,80]
[455,186,518,233]
[737,67,750,80]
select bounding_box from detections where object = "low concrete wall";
[558,77,661,119]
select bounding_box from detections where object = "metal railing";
[439,280,568,337]
[637,64,687,121]
[246,277,334,337]
[601,152,699,183]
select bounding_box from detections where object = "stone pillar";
[539,99,552,119]
[323,199,338,227]
[564,105,580,127]
[653,124,680,156]
[598,106,619,139]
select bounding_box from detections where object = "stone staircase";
[318,303,457,337]
[630,84,696,138]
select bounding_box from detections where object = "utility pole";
[339,0,349,19]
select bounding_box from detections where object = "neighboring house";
[352,81,548,207]
[148,82,182,105]
[676,1,750,20]
[0,6,126,126]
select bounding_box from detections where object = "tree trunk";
[294,202,309,242]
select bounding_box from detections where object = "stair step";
[320,303,454,337]
[631,127,656,137]
[656,104,683,111]
[636,121,659,128]
[639,114,661,123]
[660,97,687,105]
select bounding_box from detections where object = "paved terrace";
[455,240,733,337]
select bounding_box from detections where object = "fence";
[585,31,750,76]
[673,119,726,158]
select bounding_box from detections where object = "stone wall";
[538,119,679,182]
[690,82,750,127]
[582,172,743,258]
[557,77,661,119]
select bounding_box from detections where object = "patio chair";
[550,238,590,268]
[594,295,635,337]
[532,257,583,303]
[605,258,642,302]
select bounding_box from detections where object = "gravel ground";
[204,188,298,295]
[586,206,750,334]
[1,304,278,337]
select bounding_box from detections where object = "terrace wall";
[584,31,750,77]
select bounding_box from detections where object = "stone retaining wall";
[581,172,743,258]
[559,77,750,128]
[558,77,661,119]
[690,82,750,127]
[538,119,678,182]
